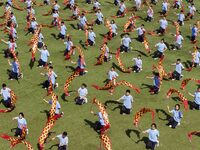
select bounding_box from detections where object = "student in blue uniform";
[188,87,200,110]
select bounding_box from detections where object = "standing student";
[76,55,86,76]
[76,83,88,105]
[27,17,38,34]
[57,22,67,40]
[102,42,110,62]
[77,13,88,30]
[142,123,159,150]
[172,31,184,50]
[64,36,74,57]
[171,59,184,80]
[0,83,11,108]
[8,59,20,80]
[93,0,101,11]
[52,10,59,26]
[188,87,200,110]
[117,0,126,16]
[117,89,133,115]
[87,28,96,46]
[38,45,50,67]
[146,5,154,22]
[12,112,27,137]
[167,104,183,128]
[192,48,200,67]
[1,38,17,58]
[161,0,169,16]
[190,24,198,43]
[153,39,167,59]
[132,55,142,73]
[120,34,131,53]
[174,0,182,9]
[135,24,145,42]
[135,0,141,10]
[52,131,68,150]
[108,67,119,85]
[187,3,196,19]
[110,20,118,37]
[158,17,168,35]
[38,31,44,48]
[146,72,161,95]
[177,10,185,26]
[95,9,103,25]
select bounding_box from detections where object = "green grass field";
[0,0,200,149]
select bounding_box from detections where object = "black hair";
[175,104,180,110]
[63,131,67,136]
[19,112,24,117]
[82,83,87,87]
[126,89,130,93]
[151,123,157,128]
[2,83,6,88]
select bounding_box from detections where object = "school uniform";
[147,8,154,22]
[174,34,184,49]
[150,76,160,94]
[193,92,200,110]
[77,16,87,30]
[132,58,142,72]
[168,109,183,128]
[0,88,11,107]
[15,117,27,137]
[136,27,145,42]
[58,25,67,39]
[29,21,38,34]
[93,1,100,10]
[9,61,19,80]
[191,27,198,42]
[117,3,126,16]
[194,51,200,67]
[38,49,50,67]
[109,24,117,37]
[172,63,184,80]
[49,100,61,115]
[146,129,159,150]
[158,19,168,34]
[88,31,96,46]
[96,112,105,130]
[153,42,167,58]
[188,6,196,19]
[108,70,118,80]
[76,58,86,75]
[95,12,103,25]
[162,2,168,15]
[120,95,133,114]
[76,87,88,104]
[44,71,57,88]
[120,37,131,52]
[177,13,185,26]
[64,41,73,55]
[56,134,68,150]
[38,33,44,48]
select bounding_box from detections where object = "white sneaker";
[56,83,59,87]
[169,125,172,128]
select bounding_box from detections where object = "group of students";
[0,0,200,149]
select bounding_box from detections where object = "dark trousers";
[167,117,178,128]
[9,71,18,80]
[191,35,196,42]
[133,65,141,73]
[58,145,67,150]
[28,27,35,34]
[120,105,130,114]
[150,86,159,94]
[172,71,181,80]
[152,51,163,59]
[95,19,102,25]
[117,10,123,16]
[147,140,157,150]
[87,39,94,46]
[192,102,200,110]
[14,128,22,137]
[86,0,91,4]
[38,59,47,67]
[120,45,128,52]
[146,16,153,22]
[138,34,144,42]
[157,27,165,34]
[3,98,11,108]
[38,42,43,48]
[95,122,104,131]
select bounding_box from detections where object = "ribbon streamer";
[181,78,200,90]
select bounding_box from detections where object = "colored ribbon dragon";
[181,78,200,90]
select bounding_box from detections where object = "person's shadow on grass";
[84,119,100,134]
[40,109,50,119]
[125,129,141,139]
[48,144,59,149]
[155,109,171,121]
[104,100,122,111]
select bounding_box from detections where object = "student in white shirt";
[52,132,68,150]
[146,5,154,22]
[87,28,96,46]
[77,13,88,30]
[37,31,44,48]
[171,59,184,80]
[75,83,88,105]
[107,67,119,87]
[51,10,59,26]
[108,20,117,38]
[158,17,168,35]
[177,10,185,26]
[120,34,131,53]
[135,0,141,10]
[132,55,142,73]
[172,31,184,50]
[93,0,101,11]
[0,83,11,108]
[27,17,38,34]
[187,3,196,19]
[95,9,104,25]
[38,45,50,67]
[117,0,126,16]
[58,22,67,40]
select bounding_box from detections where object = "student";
[27,17,38,34]
[10,12,18,27]
[192,48,200,67]
[52,10,59,26]
[114,0,120,6]
[142,123,159,150]
[135,24,145,42]
[91,111,109,133]
[38,45,50,67]
[12,112,27,137]
[77,13,88,30]
[95,9,104,25]
[43,96,64,119]
[146,5,154,22]
[174,0,182,9]
[153,39,167,59]
[7,23,17,40]
[64,36,74,57]
[135,0,141,10]
[110,20,117,37]
[117,0,126,16]
[53,1,60,13]
[188,87,200,110]
[41,66,58,89]
[187,3,196,19]
[76,83,88,105]
[120,34,131,53]
[158,17,168,35]
[146,72,161,95]
[93,0,101,11]
[108,67,119,85]
[102,42,110,62]
[161,0,169,16]
[132,55,142,73]
[8,59,20,80]
[172,31,184,50]
[57,22,67,40]
[76,55,86,76]
[1,38,17,58]
[171,59,184,80]
[87,28,96,46]
[177,10,185,26]
[0,83,11,108]
[167,104,183,128]
[52,131,68,150]
[117,89,133,115]
[38,31,44,48]
[190,24,198,43]
[71,5,79,20]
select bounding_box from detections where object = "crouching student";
[75,83,88,105]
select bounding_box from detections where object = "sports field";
[0,0,200,150]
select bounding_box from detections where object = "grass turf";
[0,0,200,149]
